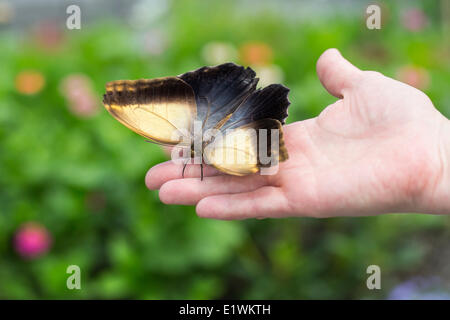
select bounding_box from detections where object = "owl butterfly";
[102,63,290,179]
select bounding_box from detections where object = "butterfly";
[102,63,290,179]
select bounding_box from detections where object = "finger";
[145,161,222,190]
[316,48,363,98]
[196,186,290,220]
[158,174,268,205]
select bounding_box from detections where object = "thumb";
[316,48,363,98]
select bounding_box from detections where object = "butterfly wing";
[221,84,290,130]
[178,63,259,132]
[203,118,288,176]
[102,77,196,145]
[204,83,290,175]
[102,65,290,177]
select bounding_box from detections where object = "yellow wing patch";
[103,77,196,145]
[203,119,288,176]
[203,125,259,176]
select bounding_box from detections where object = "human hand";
[146,48,450,219]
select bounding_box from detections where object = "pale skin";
[145,48,450,219]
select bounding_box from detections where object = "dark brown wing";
[221,84,290,130]
[178,63,259,132]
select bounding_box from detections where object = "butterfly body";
[103,63,290,178]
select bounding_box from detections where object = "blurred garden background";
[0,0,450,299]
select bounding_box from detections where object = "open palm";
[146,49,449,219]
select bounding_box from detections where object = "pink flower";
[60,74,100,118]
[402,8,428,32]
[14,223,52,259]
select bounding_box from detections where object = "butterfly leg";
[182,159,189,178]
[200,163,204,181]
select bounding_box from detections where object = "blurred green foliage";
[0,0,449,299]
